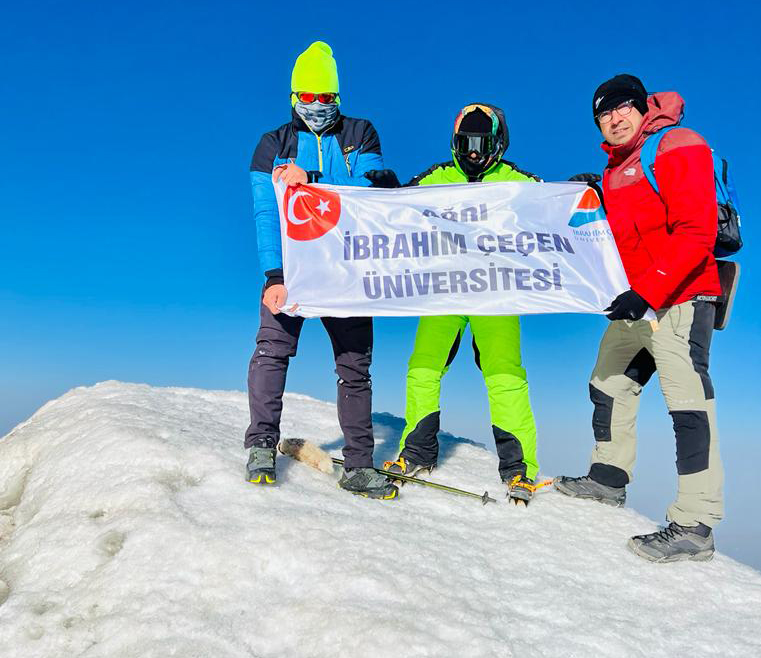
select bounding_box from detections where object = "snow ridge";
[0,381,759,658]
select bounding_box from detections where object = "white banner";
[274,180,631,318]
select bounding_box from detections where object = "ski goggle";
[294,91,338,104]
[453,133,497,158]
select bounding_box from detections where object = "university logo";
[283,185,342,241]
[568,187,606,228]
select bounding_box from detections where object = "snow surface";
[0,381,760,658]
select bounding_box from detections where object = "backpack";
[640,126,743,258]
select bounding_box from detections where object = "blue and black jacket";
[250,111,384,283]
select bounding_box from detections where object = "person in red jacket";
[555,74,724,562]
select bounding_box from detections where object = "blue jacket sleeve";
[316,121,384,187]
[250,133,282,275]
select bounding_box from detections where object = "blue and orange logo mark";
[568,188,606,227]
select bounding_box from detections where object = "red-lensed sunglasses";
[294,91,338,104]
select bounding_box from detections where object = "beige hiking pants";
[588,300,724,527]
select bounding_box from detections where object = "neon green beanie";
[291,41,340,99]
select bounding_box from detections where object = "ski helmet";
[451,104,507,179]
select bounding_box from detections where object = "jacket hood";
[451,103,510,178]
[602,91,685,164]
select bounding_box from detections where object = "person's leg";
[469,316,538,481]
[556,320,655,504]
[646,301,724,528]
[587,321,656,487]
[244,294,304,450]
[322,316,375,469]
[397,316,468,467]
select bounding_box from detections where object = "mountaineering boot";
[628,522,715,563]
[338,468,399,500]
[554,475,626,507]
[246,446,276,485]
[504,473,535,506]
[383,455,435,481]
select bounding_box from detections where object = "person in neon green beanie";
[291,41,339,102]
[284,41,342,135]
[245,41,400,500]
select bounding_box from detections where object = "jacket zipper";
[316,134,323,172]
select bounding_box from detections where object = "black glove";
[605,289,650,321]
[568,172,605,212]
[364,169,401,188]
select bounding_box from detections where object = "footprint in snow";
[96,530,125,558]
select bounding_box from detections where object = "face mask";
[295,101,340,133]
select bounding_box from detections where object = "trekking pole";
[331,458,496,505]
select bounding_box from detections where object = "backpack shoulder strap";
[713,156,741,209]
[640,126,679,195]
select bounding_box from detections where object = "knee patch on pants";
[335,363,371,389]
[671,410,711,475]
[253,339,297,362]
[590,384,614,441]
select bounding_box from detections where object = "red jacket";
[602,92,721,309]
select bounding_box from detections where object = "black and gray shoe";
[246,447,276,485]
[628,522,715,563]
[554,475,626,507]
[338,468,399,500]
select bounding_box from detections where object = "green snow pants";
[399,315,539,480]
[588,300,723,527]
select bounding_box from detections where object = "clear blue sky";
[2,1,760,567]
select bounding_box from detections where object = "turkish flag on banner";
[283,185,342,241]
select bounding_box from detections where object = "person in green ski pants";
[386,103,541,504]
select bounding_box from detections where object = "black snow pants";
[244,296,375,469]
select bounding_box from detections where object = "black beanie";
[458,107,494,134]
[592,74,648,124]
